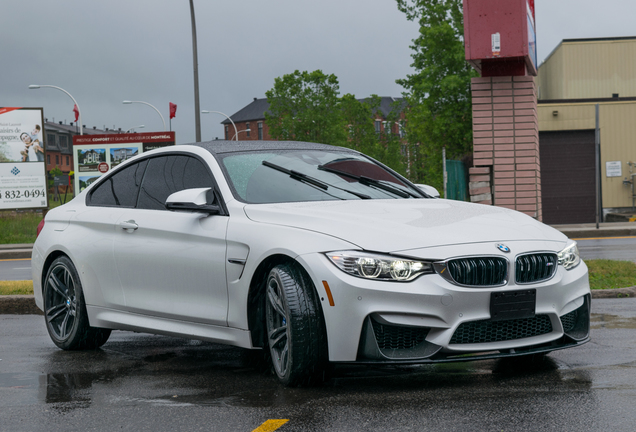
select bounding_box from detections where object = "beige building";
[536,36,636,224]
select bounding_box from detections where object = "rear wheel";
[43,256,111,350]
[265,263,327,386]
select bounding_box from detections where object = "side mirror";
[414,184,440,198]
[165,188,220,214]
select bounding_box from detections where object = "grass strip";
[0,280,34,295]
[0,213,43,244]
[586,259,636,290]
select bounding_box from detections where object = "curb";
[0,244,33,260]
[1,289,634,315]
[0,296,43,315]
[562,228,636,239]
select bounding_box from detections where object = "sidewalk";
[552,222,636,239]
[3,222,634,261]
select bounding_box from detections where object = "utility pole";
[189,0,201,142]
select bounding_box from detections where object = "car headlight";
[558,241,580,270]
[325,251,433,282]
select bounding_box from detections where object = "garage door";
[539,130,596,224]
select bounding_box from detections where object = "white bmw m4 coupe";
[32,141,590,386]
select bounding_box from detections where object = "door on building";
[539,130,596,224]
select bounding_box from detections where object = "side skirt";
[87,306,255,349]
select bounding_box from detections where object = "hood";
[243,199,567,252]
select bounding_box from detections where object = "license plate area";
[490,289,536,322]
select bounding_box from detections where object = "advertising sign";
[0,107,48,210]
[527,0,537,70]
[72,132,175,194]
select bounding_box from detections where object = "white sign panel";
[72,132,175,194]
[606,161,622,178]
[0,107,48,209]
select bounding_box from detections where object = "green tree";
[265,70,346,145]
[396,0,477,190]
[265,71,412,179]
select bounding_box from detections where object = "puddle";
[591,313,636,329]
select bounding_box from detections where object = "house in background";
[221,96,407,141]
[43,120,124,174]
[537,36,636,223]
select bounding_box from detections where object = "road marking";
[572,236,636,241]
[0,258,31,262]
[251,419,289,432]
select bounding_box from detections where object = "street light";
[122,100,166,131]
[231,129,251,141]
[126,125,145,133]
[28,84,83,135]
[201,110,238,141]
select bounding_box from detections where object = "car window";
[137,155,215,210]
[89,159,148,207]
[220,150,422,204]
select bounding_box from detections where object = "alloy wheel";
[45,263,78,340]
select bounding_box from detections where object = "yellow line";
[0,258,31,262]
[571,236,636,240]
[251,420,289,432]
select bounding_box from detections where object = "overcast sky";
[1,0,634,144]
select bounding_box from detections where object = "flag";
[169,102,177,119]
[73,104,79,122]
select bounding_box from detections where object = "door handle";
[119,220,138,231]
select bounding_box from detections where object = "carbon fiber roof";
[189,140,358,155]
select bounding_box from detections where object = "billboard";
[72,132,175,194]
[0,107,48,210]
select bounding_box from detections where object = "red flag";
[72,104,79,122]
[169,102,177,119]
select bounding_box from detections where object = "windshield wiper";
[263,160,329,189]
[262,161,371,199]
[317,165,412,198]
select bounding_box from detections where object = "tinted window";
[137,155,214,210]
[89,159,148,207]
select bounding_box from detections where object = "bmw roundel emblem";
[496,244,511,253]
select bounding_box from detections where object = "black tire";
[265,263,328,386]
[43,256,111,350]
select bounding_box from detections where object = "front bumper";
[297,252,591,363]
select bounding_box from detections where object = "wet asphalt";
[1,299,635,432]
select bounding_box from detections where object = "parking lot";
[1,298,634,432]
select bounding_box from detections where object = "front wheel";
[43,256,111,350]
[265,263,328,386]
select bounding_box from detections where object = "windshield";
[220,150,425,204]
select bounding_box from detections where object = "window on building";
[246,122,250,138]
[225,125,229,140]
[47,155,50,164]
[59,135,68,150]
[399,122,406,138]
[66,156,70,166]
[55,155,59,165]
[47,133,56,146]
[384,121,391,135]
[375,120,381,134]
[258,122,263,140]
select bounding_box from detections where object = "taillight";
[36,218,45,238]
